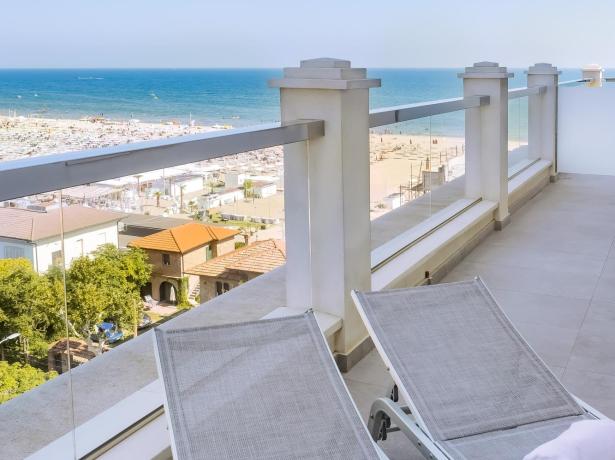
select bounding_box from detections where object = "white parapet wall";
[558,85,615,175]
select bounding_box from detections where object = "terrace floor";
[345,172,615,459]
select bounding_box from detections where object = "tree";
[63,245,152,339]
[0,361,56,403]
[243,179,253,199]
[154,190,162,207]
[0,259,64,363]
[179,184,186,211]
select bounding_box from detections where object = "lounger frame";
[351,279,610,460]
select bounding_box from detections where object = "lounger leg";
[368,398,451,460]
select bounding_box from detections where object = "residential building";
[251,180,277,198]
[186,239,285,301]
[197,188,243,209]
[0,205,124,272]
[118,214,192,248]
[128,222,239,303]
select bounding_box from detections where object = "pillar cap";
[582,63,603,71]
[458,61,513,79]
[269,57,381,90]
[526,63,561,76]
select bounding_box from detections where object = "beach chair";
[351,277,608,460]
[144,294,157,310]
[153,311,386,460]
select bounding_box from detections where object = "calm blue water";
[0,68,582,137]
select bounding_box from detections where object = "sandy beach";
[0,114,528,239]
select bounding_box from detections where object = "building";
[197,188,243,209]
[168,174,204,198]
[251,180,277,198]
[0,205,124,272]
[118,214,192,248]
[224,171,245,188]
[128,222,239,303]
[186,239,285,301]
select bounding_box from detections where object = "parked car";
[91,322,124,344]
[138,313,152,330]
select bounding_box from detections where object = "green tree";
[0,361,57,403]
[64,245,152,338]
[154,190,162,207]
[243,179,253,199]
[0,259,63,362]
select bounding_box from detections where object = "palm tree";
[180,185,186,211]
[154,191,162,207]
[133,174,143,197]
[243,179,253,199]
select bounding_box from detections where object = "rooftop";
[0,205,124,242]
[186,238,286,277]
[128,221,239,254]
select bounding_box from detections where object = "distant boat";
[16,95,22,99]
[149,92,159,99]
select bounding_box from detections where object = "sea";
[0,68,582,138]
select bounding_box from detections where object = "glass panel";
[0,188,75,454]
[370,111,467,249]
[508,95,530,176]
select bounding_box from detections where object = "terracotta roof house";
[186,239,286,302]
[128,222,239,304]
[0,206,125,272]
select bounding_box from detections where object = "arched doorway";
[159,281,177,305]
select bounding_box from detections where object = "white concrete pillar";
[269,58,380,360]
[459,62,512,229]
[582,64,603,88]
[527,63,560,180]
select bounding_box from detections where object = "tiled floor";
[345,173,615,459]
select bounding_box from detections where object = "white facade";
[198,189,244,209]
[169,176,203,197]
[224,171,245,188]
[558,85,615,175]
[0,222,119,272]
[252,182,277,198]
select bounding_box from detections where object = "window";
[162,253,171,266]
[3,245,25,259]
[74,239,84,257]
[52,250,63,268]
[205,245,213,260]
[216,281,230,296]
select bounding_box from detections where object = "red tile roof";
[186,239,286,277]
[129,222,239,254]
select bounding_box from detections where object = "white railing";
[1,58,565,459]
[0,120,324,202]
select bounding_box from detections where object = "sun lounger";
[153,311,386,460]
[351,277,608,460]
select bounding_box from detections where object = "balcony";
[0,59,614,459]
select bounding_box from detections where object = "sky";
[1,0,614,68]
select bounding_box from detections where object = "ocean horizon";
[0,68,583,137]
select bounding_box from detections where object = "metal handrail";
[558,78,591,86]
[369,95,489,128]
[0,119,324,202]
[508,85,547,99]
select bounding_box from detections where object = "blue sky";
[2,0,613,68]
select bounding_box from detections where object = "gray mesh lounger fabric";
[442,414,593,460]
[154,312,382,460]
[353,278,584,445]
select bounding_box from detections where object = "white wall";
[35,222,119,272]
[558,86,615,175]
